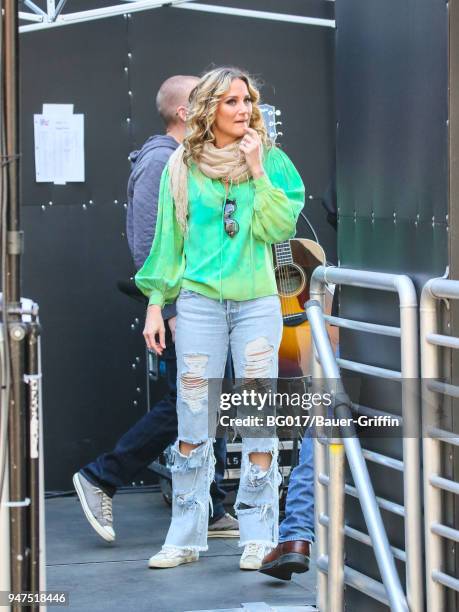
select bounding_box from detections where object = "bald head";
[156,75,198,127]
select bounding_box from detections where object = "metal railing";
[309,266,423,612]
[420,278,459,611]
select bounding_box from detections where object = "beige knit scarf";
[168,140,251,234]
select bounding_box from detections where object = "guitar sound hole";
[275,264,306,297]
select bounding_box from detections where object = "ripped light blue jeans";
[163,289,283,552]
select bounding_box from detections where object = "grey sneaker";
[72,472,115,542]
[207,512,239,538]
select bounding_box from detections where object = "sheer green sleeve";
[251,146,305,244]
[135,167,185,307]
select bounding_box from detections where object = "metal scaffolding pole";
[3,2,30,609]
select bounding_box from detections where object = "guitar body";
[273,238,328,379]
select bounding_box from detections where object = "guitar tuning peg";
[275,121,283,126]
[277,131,284,137]
[275,109,282,116]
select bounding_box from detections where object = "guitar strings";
[279,244,292,317]
[277,242,295,318]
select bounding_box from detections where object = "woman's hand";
[167,315,177,343]
[143,305,166,355]
[239,127,265,179]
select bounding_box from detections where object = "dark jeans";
[81,348,228,522]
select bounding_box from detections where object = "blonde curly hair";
[183,66,271,167]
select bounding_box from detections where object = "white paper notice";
[34,106,85,184]
[42,103,74,117]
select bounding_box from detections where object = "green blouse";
[135,145,305,307]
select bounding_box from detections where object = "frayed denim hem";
[279,535,314,544]
[163,544,208,553]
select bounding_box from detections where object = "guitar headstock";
[259,103,283,143]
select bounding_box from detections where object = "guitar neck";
[274,241,294,265]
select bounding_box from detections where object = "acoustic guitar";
[260,103,330,379]
[274,238,327,378]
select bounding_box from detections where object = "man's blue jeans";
[81,350,228,522]
[278,432,315,543]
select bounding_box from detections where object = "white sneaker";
[240,543,272,570]
[148,546,199,569]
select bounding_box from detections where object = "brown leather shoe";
[259,540,310,581]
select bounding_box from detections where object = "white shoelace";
[98,491,113,523]
[243,543,264,557]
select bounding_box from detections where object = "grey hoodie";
[126,134,178,320]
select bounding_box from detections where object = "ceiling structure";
[19,0,336,33]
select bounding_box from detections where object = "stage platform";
[45,489,317,612]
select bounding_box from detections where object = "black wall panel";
[20,5,335,489]
[21,17,131,207]
[21,202,149,489]
[20,16,148,491]
[336,1,449,609]
[337,0,448,223]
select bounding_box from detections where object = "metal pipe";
[311,266,416,302]
[431,570,459,592]
[360,449,403,472]
[420,279,446,612]
[351,401,403,425]
[20,0,195,32]
[175,3,336,28]
[26,322,41,605]
[307,299,408,612]
[37,333,46,594]
[398,284,424,612]
[327,443,345,611]
[310,280,327,612]
[54,0,68,20]
[430,522,459,543]
[47,0,55,20]
[429,474,459,495]
[426,425,459,446]
[319,473,405,517]
[317,555,390,606]
[4,2,30,608]
[0,325,10,595]
[427,278,459,300]
[324,315,401,338]
[427,379,459,398]
[22,0,47,18]
[319,514,406,562]
[321,437,404,471]
[336,357,401,380]
[18,11,43,22]
[5,0,20,306]
[7,322,28,610]
[426,332,459,349]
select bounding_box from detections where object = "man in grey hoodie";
[73,76,237,547]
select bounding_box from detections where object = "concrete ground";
[45,490,317,612]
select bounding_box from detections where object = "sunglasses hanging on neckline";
[223,198,239,238]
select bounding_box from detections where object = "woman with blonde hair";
[136,66,305,570]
